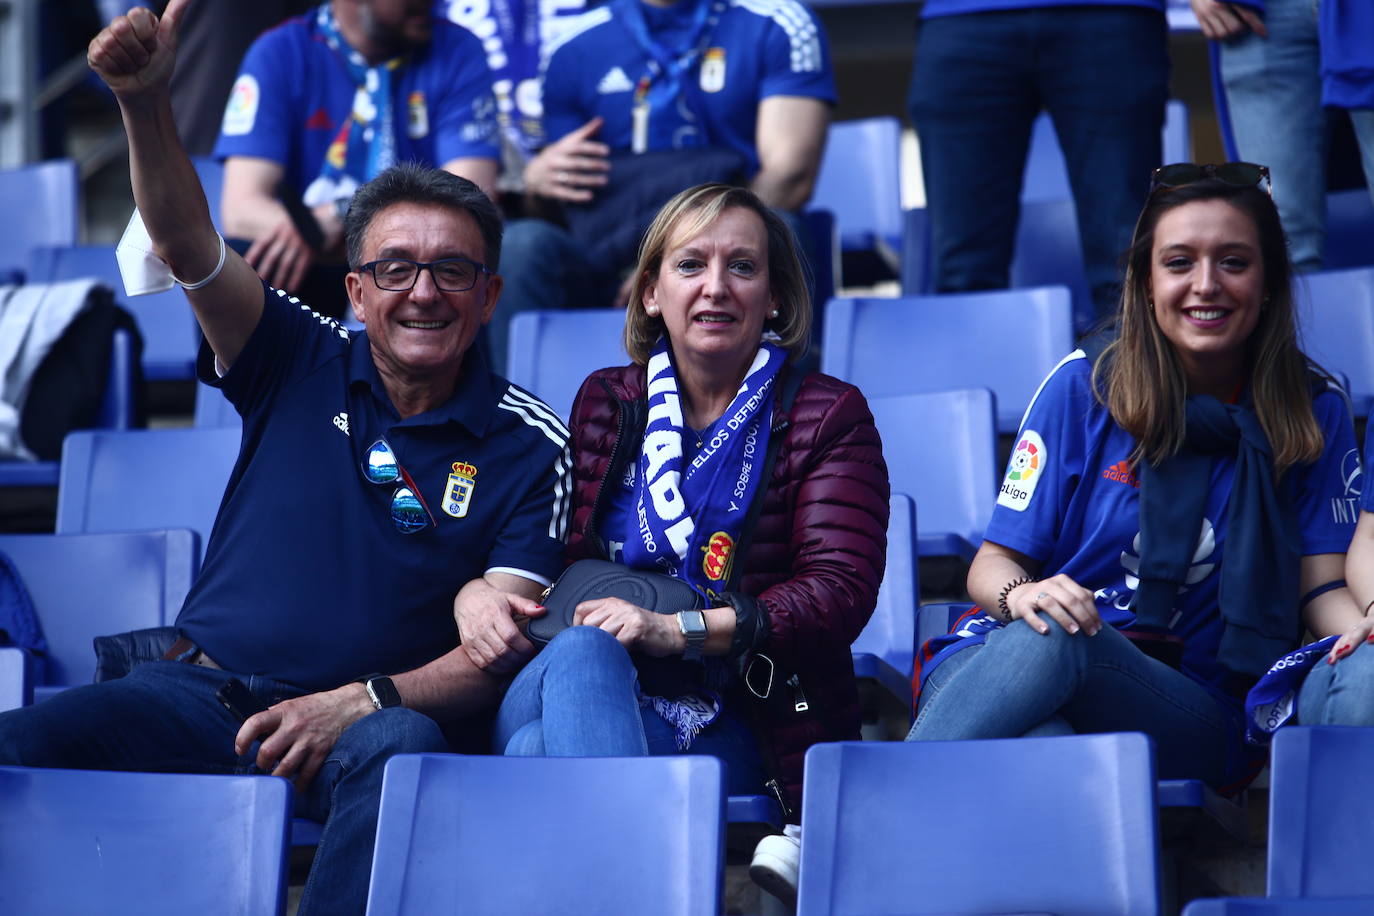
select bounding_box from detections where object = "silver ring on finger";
[557,170,570,185]
[1035,592,1049,601]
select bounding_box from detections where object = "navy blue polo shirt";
[176,283,570,692]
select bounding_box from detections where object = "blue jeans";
[908,6,1167,320]
[494,626,765,795]
[0,659,449,916]
[1297,643,1374,726]
[1219,0,1328,271]
[908,620,1236,787]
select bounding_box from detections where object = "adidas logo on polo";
[597,67,634,94]
[1102,460,1138,488]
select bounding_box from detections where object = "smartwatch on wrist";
[363,675,402,710]
[677,609,708,662]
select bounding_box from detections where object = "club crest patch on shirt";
[406,91,429,138]
[998,430,1045,511]
[700,48,726,93]
[443,461,477,518]
[222,74,260,136]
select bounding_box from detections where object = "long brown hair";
[1098,178,1324,472]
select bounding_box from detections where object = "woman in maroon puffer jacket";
[491,183,889,828]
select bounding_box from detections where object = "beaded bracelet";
[997,575,1037,622]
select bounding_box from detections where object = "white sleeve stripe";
[484,566,553,588]
[503,385,571,437]
[498,393,570,448]
[549,445,573,540]
[732,0,822,72]
[1016,349,1086,435]
[541,6,613,71]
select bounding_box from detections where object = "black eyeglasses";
[1150,162,1272,196]
[360,438,435,534]
[359,257,491,292]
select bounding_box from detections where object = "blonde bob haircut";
[623,183,812,365]
[1096,177,1325,474]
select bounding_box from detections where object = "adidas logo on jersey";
[1102,460,1138,488]
[597,67,634,94]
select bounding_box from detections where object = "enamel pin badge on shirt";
[443,461,477,518]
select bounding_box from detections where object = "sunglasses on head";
[1150,162,1272,196]
[361,438,435,534]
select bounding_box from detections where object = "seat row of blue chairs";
[2,727,1372,915]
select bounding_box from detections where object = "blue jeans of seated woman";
[1297,643,1374,727]
[495,626,765,796]
[907,619,1236,787]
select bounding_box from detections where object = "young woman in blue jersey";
[908,165,1362,788]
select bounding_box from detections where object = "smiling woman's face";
[641,206,776,378]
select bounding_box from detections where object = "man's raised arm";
[88,0,263,370]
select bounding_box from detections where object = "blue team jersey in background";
[541,0,835,173]
[213,11,499,193]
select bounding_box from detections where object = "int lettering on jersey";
[1332,447,1363,524]
[997,430,1046,511]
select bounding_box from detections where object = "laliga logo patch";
[442,461,477,519]
[407,91,429,138]
[699,48,726,93]
[221,75,259,136]
[701,531,734,581]
[997,430,1045,511]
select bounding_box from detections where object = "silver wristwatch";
[677,609,708,662]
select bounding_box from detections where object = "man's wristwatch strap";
[677,609,708,662]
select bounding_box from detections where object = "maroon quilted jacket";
[565,364,890,817]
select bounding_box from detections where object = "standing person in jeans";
[0,5,570,914]
[908,165,1360,791]
[908,0,1169,321]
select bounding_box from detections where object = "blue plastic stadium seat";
[1297,266,1374,418]
[0,647,30,711]
[192,156,226,233]
[1269,726,1374,898]
[822,288,1075,434]
[0,159,78,282]
[505,308,629,423]
[0,325,139,489]
[29,245,201,382]
[0,766,291,915]
[1324,189,1374,272]
[809,117,904,268]
[0,530,198,702]
[194,380,242,428]
[366,753,725,916]
[865,389,998,561]
[851,493,918,713]
[56,427,240,563]
[796,735,1160,916]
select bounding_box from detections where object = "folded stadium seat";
[1324,189,1374,272]
[1268,726,1374,898]
[807,117,904,283]
[0,530,198,703]
[0,766,291,915]
[56,427,240,564]
[191,156,226,233]
[1296,266,1374,418]
[864,389,998,562]
[1185,899,1374,915]
[505,308,630,423]
[0,647,29,711]
[822,288,1075,435]
[850,493,918,725]
[0,159,78,283]
[795,735,1160,916]
[365,753,725,916]
[29,245,202,382]
[0,326,139,488]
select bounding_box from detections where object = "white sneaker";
[749,831,801,908]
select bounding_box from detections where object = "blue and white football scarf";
[622,336,784,598]
[612,0,727,152]
[303,3,406,208]
[1244,635,1339,745]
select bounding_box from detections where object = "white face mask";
[114,209,177,297]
